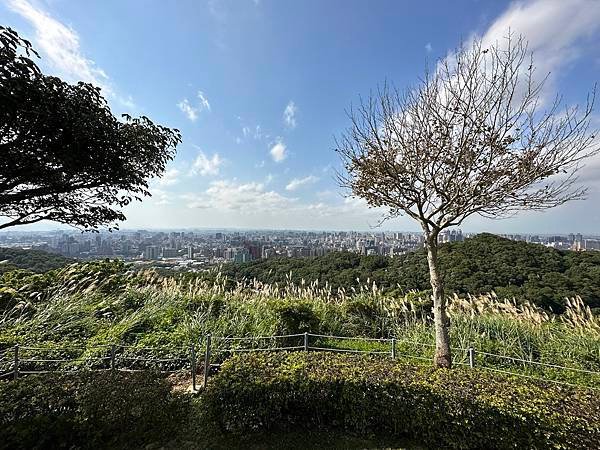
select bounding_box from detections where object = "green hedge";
[205,352,600,449]
[0,371,190,449]
[2,356,599,449]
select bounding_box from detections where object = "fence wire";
[1,333,598,391]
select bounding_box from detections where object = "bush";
[0,371,189,449]
[271,300,321,334]
[205,352,600,449]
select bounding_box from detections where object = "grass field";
[1,260,599,388]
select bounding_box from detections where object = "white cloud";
[242,126,251,137]
[177,98,198,122]
[6,0,135,108]
[479,0,600,91]
[155,168,180,186]
[270,141,287,162]
[186,180,295,212]
[285,175,319,191]
[283,100,297,129]
[177,90,211,121]
[425,42,432,53]
[191,151,223,176]
[151,188,171,205]
[197,91,211,111]
[8,0,107,86]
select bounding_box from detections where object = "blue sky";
[2,0,600,232]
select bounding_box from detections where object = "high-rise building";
[162,248,179,258]
[143,245,160,260]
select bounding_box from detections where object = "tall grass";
[1,262,599,385]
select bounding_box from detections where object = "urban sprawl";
[1,229,599,271]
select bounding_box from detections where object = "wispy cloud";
[7,0,107,85]
[479,0,600,91]
[177,90,211,121]
[285,175,319,191]
[177,99,198,121]
[270,141,287,162]
[197,91,211,111]
[6,0,134,108]
[283,100,297,129]
[425,42,432,53]
[190,150,223,176]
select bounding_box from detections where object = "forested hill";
[218,233,600,312]
[0,247,74,274]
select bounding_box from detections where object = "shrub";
[204,352,600,449]
[343,297,381,336]
[271,300,321,334]
[0,371,189,449]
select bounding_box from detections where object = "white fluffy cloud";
[186,180,294,212]
[155,168,180,186]
[151,188,171,205]
[283,101,297,129]
[183,178,385,223]
[270,141,287,162]
[285,175,319,191]
[191,151,223,176]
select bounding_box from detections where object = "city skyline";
[1,0,600,233]
[3,228,599,270]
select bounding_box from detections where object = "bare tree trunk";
[425,233,452,368]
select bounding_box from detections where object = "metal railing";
[1,333,599,392]
[203,332,600,390]
[0,343,200,389]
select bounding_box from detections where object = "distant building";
[584,239,600,251]
[439,229,463,243]
[143,245,160,260]
[162,248,179,258]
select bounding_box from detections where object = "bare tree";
[336,35,598,368]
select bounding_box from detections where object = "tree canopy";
[215,234,600,313]
[0,26,181,231]
[0,246,73,274]
[336,35,598,367]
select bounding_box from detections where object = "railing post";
[304,332,309,351]
[203,334,211,389]
[468,346,475,368]
[190,344,197,392]
[13,345,19,380]
[110,344,116,372]
[391,338,396,359]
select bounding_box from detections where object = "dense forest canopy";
[218,234,600,312]
[0,247,73,274]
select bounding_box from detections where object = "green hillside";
[217,233,600,312]
[0,247,74,274]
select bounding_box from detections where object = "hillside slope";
[0,247,74,274]
[218,233,600,311]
